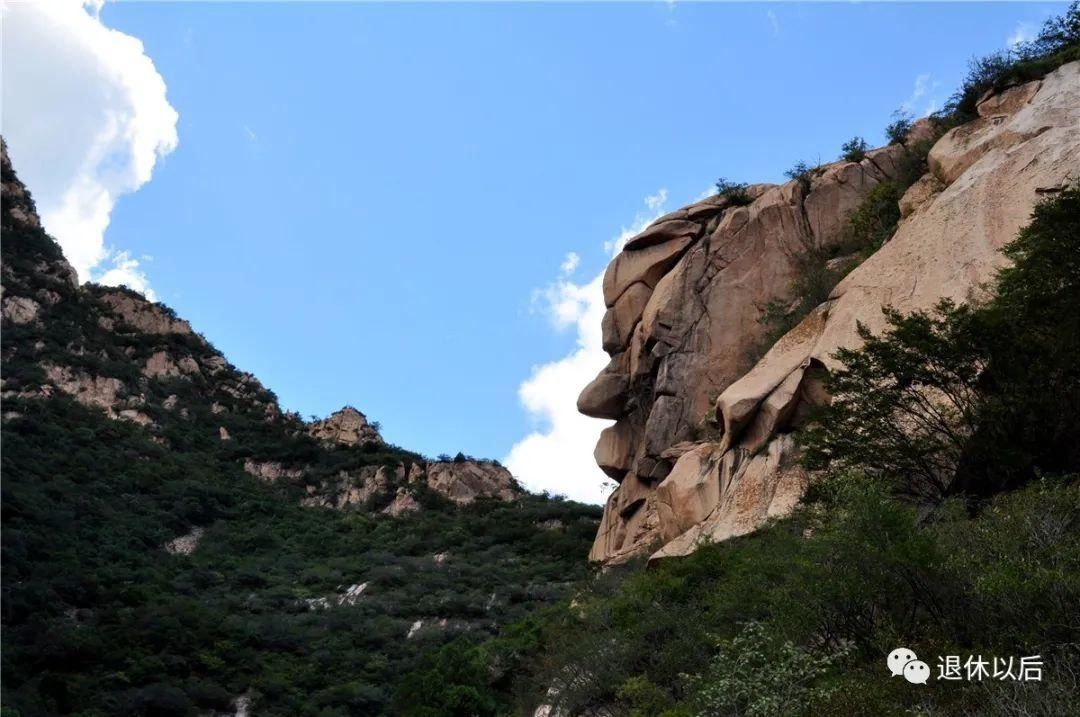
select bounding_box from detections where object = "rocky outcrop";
[1,138,41,231]
[1,295,40,324]
[424,460,519,504]
[581,146,909,563]
[2,139,78,292]
[165,527,205,556]
[97,289,194,336]
[302,582,369,610]
[582,62,1080,563]
[383,488,421,516]
[308,406,382,446]
[243,459,304,482]
[143,350,201,379]
[302,458,520,511]
[302,465,401,508]
[42,364,129,413]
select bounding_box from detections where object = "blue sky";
[3,2,1062,502]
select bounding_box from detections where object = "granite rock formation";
[582,62,1080,563]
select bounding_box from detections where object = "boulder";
[593,421,637,480]
[652,435,808,560]
[383,488,421,516]
[898,173,945,219]
[577,368,629,419]
[244,459,304,482]
[623,218,701,251]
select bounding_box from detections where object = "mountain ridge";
[1,137,601,717]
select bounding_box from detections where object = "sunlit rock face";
[307,406,383,446]
[583,62,1080,564]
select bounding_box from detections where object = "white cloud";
[560,251,581,276]
[900,72,941,118]
[94,251,157,301]
[1007,22,1036,48]
[695,185,717,202]
[644,188,668,212]
[766,10,780,38]
[663,0,678,28]
[506,191,669,505]
[1,0,178,296]
[605,188,668,255]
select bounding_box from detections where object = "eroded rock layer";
[582,62,1080,564]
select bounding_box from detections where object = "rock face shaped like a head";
[580,62,1080,565]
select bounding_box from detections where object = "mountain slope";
[0,141,601,717]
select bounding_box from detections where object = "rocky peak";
[1,138,79,292]
[1,137,42,232]
[308,406,383,446]
[581,62,1080,564]
[95,287,194,336]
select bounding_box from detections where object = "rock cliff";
[582,62,1080,564]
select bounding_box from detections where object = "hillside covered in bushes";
[3,5,1079,717]
[410,183,1079,717]
[0,144,601,716]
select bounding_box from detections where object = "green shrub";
[940,2,1079,124]
[784,159,820,191]
[484,472,1079,717]
[834,181,903,257]
[884,110,914,145]
[803,186,1080,498]
[393,639,498,717]
[687,621,851,717]
[1,393,601,716]
[714,177,752,206]
[840,136,870,163]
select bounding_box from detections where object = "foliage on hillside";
[804,186,1080,501]
[1,391,600,717]
[1,166,601,716]
[398,187,1080,716]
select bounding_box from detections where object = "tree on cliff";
[802,185,1080,499]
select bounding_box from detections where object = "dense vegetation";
[1,159,601,716]
[4,7,1078,717]
[1,393,600,717]
[400,186,1080,716]
[803,186,1080,500]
